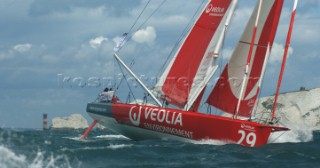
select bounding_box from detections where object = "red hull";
[88,102,288,147]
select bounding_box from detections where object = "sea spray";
[0,146,74,168]
[268,120,313,144]
[269,129,313,143]
[0,145,26,168]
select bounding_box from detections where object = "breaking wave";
[269,129,313,144]
[0,145,26,168]
[0,145,72,168]
[269,122,314,144]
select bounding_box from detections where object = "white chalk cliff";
[51,114,89,129]
[255,87,320,131]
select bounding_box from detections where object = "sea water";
[0,128,319,168]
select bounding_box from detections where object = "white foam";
[95,134,129,140]
[44,140,52,145]
[0,145,26,168]
[191,139,228,146]
[60,144,133,152]
[61,146,109,152]
[268,128,313,144]
[62,134,129,142]
[0,145,72,168]
[107,144,133,150]
[62,136,94,142]
[268,117,314,144]
[29,151,72,168]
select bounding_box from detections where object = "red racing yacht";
[85,0,298,147]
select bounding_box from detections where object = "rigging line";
[155,0,207,79]
[115,0,166,81]
[118,0,167,53]
[115,58,138,104]
[112,54,116,88]
[115,60,135,90]
[208,104,212,115]
[199,94,209,113]
[111,1,149,88]
[128,0,151,35]
[135,0,167,34]
[118,0,151,53]
[251,64,268,118]
[268,131,287,144]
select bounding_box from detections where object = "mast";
[271,0,298,121]
[114,53,162,106]
[184,0,239,111]
[234,0,263,119]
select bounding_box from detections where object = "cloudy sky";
[0,0,319,128]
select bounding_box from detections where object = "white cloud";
[73,37,115,62]
[269,42,293,64]
[13,43,32,53]
[89,36,108,48]
[132,26,156,44]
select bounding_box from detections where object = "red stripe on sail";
[207,0,284,117]
[162,0,232,108]
[243,0,283,99]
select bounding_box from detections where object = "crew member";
[106,88,115,102]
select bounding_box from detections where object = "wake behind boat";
[85,0,298,147]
